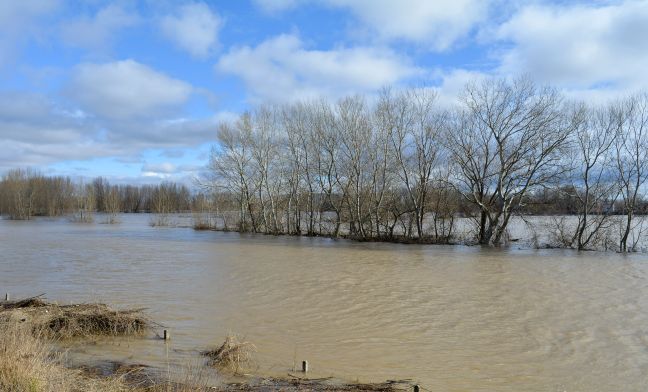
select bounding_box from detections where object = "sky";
[1,0,648,184]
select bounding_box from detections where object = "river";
[1,214,647,391]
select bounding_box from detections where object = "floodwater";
[1,214,648,391]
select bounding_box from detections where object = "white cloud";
[0,91,224,173]
[495,1,648,97]
[0,0,59,66]
[253,0,490,50]
[332,0,491,50]
[142,162,177,174]
[69,60,193,120]
[141,162,202,181]
[0,0,57,30]
[60,4,139,50]
[430,68,489,107]
[160,2,222,58]
[0,92,117,171]
[216,34,420,103]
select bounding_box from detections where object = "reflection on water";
[1,214,648,391]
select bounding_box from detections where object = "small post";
[4,293,8,301]
[301,360,308,373]
[413,385,420,392]
[163,329,170,340]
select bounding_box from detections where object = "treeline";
[207,77,648,252]
[0,169,198,222]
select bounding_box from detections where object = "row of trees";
[207,77,648,251]
[0,170,197,222]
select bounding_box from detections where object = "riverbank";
[0,295,413,392]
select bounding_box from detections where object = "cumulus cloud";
[216,34,420,102]
[331,0,491,50]
[0,0,58,33]
[430,68,489,107]
[60,4,139,50]
[254,0,490,50]
[0,92,115,171]
[495,1,648,98]
[68,60,193,120]
[142,162,178,174]
[0,0,59,66]
[0,87,222,173]
[160,2,222,58]
[141,162,202,180]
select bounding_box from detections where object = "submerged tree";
[447,77,573,245]
[568,104,621,250]
[614,94,648,252]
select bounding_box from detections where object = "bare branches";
[447,77,572,245]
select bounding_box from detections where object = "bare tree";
[73,182,95,223]
[335,96,372,238]
[447,77,572,245]
[0,169,35,220]
[614,94,648,251]
[208,115,258,232]
[103,185,121,224]
[568,104,621,250]
[379,88,445,240]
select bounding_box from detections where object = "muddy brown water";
[1,214,648,391]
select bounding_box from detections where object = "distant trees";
[0,173,198,222]
[0,169,76,220]
[205,78,648,251]
[0,169,36,220]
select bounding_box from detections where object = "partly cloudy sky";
[1,0,647,183]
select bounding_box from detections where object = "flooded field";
[1,214,648,391]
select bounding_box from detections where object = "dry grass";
[0,296,410,392]
[0,323,131,392]
[202,334,257,374]
[0,295,151,339]
[0,313,210,392]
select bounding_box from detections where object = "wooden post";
[4,293,8,301]
[301,360,308,373]
[163,330,170,340]
[413,385,420,392]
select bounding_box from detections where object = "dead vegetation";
[0,295,413,391]
[202,334,257,374]
[0,295,152,339]
[220,377,409,391]
[0,323,132,392]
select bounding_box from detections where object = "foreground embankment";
[0,295,412,392]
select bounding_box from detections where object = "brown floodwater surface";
[1,214,648,391]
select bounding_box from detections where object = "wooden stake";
[302,360,308,373]
[163,329,170,340]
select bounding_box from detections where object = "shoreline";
[0,295,415,392]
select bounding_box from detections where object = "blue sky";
[1,0,647,184]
